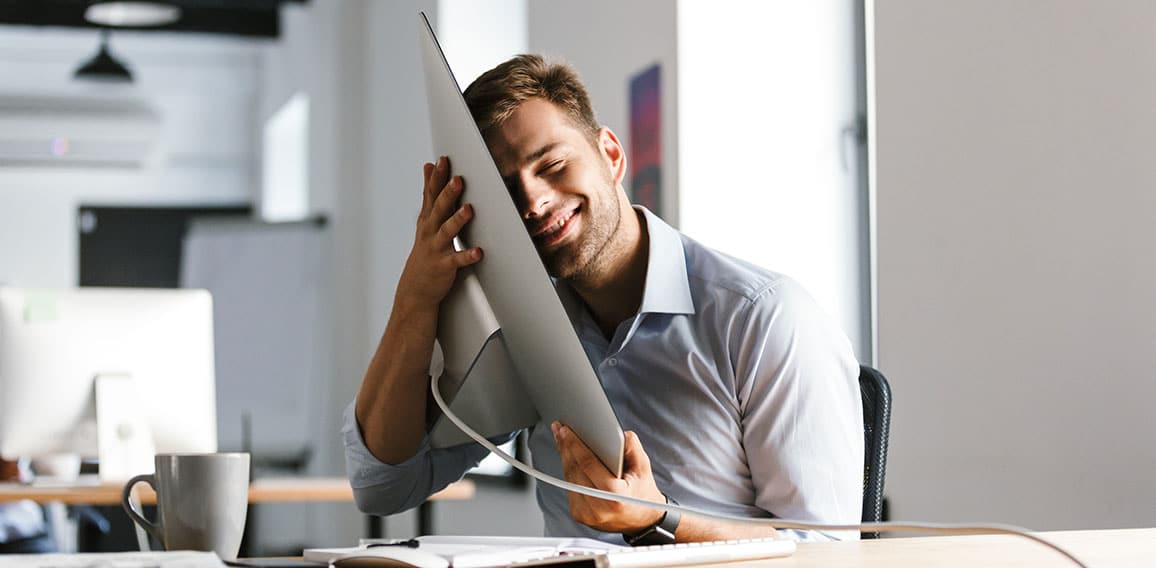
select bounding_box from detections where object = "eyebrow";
[501,142,561,186]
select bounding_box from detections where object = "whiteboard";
[180,218,325,461]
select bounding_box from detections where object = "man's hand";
[354,156,483,465]
[395,156,484,310]
[552,422,667,534]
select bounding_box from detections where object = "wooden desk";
[0,477,475,541]
[0,477,475,506]
[772,528,1155,568]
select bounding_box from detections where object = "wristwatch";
[624,497,681,546]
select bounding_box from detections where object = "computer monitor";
[417,13,625,477]
[0,287,217,480]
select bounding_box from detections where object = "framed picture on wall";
[629,63,662,216]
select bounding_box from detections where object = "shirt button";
[607,358,618,367]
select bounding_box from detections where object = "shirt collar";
[555,205,696,318]
[635,205,695,316]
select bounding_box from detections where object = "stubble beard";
[540,175,622,282]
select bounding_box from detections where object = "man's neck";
[568,206,649,339]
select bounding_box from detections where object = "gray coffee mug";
[121,453,250,560]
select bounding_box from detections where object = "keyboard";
[601,538,796,567]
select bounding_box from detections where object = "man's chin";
[539,251,581,280]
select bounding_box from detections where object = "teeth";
[541,211,572,237]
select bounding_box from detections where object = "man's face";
[488,98,624,280]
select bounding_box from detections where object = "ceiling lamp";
[84,2,182,27]
[74,29,133,83]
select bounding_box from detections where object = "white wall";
[438,0,527,87]
[873,0,1156,529]
[0,28,259,288]
[677,0,867,359]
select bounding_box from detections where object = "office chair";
[859,364,892,538]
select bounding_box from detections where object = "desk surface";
[0,477,475,506]
[772,528,1154,568]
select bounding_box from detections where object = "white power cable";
[430,372,1090,568]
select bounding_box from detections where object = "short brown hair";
[463,54,600,146]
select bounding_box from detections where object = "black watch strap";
[624,498,681,547]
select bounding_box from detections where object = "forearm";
[673,513,778,543]
[354,296,438,464]
[355,157,483,465]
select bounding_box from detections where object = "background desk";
[779,528,1154,567]
[0,477,475,542]
[0,477,474,506]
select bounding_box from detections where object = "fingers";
[554,422,618,489]
[435,193,470,244]
[421,156,451,216]
[431,174,465,228]
[622,430,653,482]
[449,246,483,268]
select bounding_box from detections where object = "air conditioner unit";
[0,95,163,169]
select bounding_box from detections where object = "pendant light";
[74,29,133,83]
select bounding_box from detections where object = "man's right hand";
[395,156,484,311]
[355,156,483,465]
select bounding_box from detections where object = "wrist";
[624,496,681,546]
[624,509,665,538]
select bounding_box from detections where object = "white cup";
[121,453,250,560]
[30,453,82,481]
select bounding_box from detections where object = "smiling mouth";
[532,207,580,247]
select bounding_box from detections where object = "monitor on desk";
[416,12,625,477]
[0,287,217,481]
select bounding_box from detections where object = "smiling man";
[345,55,863,544]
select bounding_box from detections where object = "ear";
[597,127,627,187]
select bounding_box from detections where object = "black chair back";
[859,365,892,537]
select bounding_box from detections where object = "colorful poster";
[629,64,662,216]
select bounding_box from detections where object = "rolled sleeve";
[341,400,513,515]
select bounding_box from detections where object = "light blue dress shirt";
[344,207,863,542]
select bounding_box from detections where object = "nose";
[516,174,553,220]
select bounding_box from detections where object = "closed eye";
[538,160,564,176]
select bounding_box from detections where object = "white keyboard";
[602,538,796,567]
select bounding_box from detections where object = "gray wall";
[873,0,1156,529]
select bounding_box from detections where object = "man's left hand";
[552,422,668,534]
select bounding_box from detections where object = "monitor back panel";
[418,13,623,476]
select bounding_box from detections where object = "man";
[345,55,863,543]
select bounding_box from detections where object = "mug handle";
[121,473,165,548]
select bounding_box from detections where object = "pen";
[367,538,420,549]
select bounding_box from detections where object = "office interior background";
[1,0,1153,554]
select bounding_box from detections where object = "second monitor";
[0,287,217,481]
